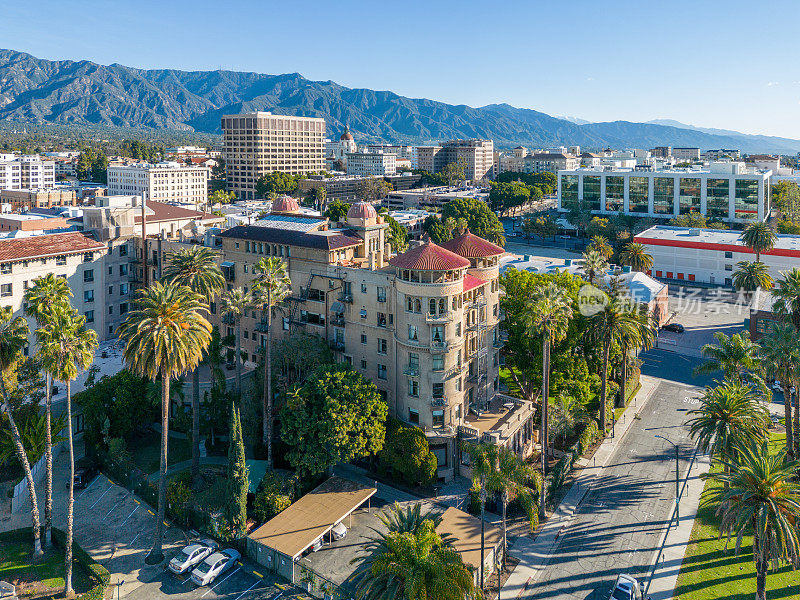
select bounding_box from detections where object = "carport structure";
[246,477,376,584]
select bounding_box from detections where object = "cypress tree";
[225,401,249,536]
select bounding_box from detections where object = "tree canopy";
[441,197,505,246]
[255,172,299,197]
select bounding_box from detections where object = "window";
[84,290,94,303]
[108,266,113,275]
[120,302,128,315]
[120,283,129,295]
[0,263,11,275]
[361,333,367,344]
[307,288,325,302]
[0,283,11,297]
[432,326,444,342]
[629,176,649,213]
[377,312,387,328]
[377,364,387,380]
[108,306,113,315]
[119,264,129,276]
[83,252,94,263]
[432,411,444,428]
[361,283,367,293]
[108,286,113,295]
[361,359,367,369]
[84,310,94,323]
[725,264,733,271]
[119,244,128,257]
[408,325,418,341]
[377,286,386,302]
[56,256,67,266]
[409,408,419,424]
[456,322,462,336]
[432,383,444,399]
[408,379,419,397]
[282,317,289,331]
[409,352,419,374]
[653,177,674,214]
[84,269,94,282]
[724,251,733,259]
[432,355,444,371]
[377,338,387,354]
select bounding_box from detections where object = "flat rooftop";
[635,225,800,253]
[465,395,534,436]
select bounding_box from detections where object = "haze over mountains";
[0,49,798,154]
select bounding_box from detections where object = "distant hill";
[1,49,799,153]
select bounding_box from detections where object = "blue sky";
[2,0,800,137]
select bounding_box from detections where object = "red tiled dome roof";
[340,127,354,141]
[440,229,504,258]
[272,195,300,213]
[347,201,377,220]
[389,240,470,271]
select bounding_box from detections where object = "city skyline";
[2,0,800,139]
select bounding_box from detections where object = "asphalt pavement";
[525,379,699,600]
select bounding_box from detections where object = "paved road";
[527,379,699,600]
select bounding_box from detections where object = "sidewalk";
[644,451,711,599]
[501,375,661,598]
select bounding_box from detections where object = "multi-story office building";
[364,144,415,160]
[0,155,56,190]
[702,149,741,161]
[524,152,580,174]
[0,189,78,210]
[297,173,422,204]
[212,197,532,481]
[558,162,770,223]
[414,140,495,181]
[634,225,800,287]
[106,162,210,208]
[222,112,326,199]
[0,231,107,347]
[346,151,397,177]
[672,147,701,161]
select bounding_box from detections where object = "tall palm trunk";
[235,321,242,394]
[619,343,628,410]
[753,521,767,600]
[0,385,42,557]
[794,388,800,458]
[540,333,550,518]
[150,376,170,562]
[783,383,794,460]
[263,289,273,465]
[44,373,53,547]
[479,475,486,593]
[500,488,508,572]
[64,380,75,597]
[600,336,611,433]
[191,367,200,491]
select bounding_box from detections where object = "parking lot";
[72,474,309,600]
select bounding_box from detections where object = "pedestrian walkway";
[644,451,711,599]
[501,375,661,598]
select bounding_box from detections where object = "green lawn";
[0,540,91,599]
[673,433,800,600]
[129,430,193,474]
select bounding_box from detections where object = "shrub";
[167,478,193,527]
[377,417,437,487]
[252,470,298,523]
[578,421,600,454]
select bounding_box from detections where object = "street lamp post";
[655,435,680,525]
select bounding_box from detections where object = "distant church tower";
[335,125,357,163]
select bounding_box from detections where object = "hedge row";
[546,420,602,504]
[0,527,110,600]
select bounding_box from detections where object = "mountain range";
[0,48,798,154]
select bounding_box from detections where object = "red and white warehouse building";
[634,225,800,286]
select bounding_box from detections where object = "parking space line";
[78,475,101,498]
[89,479,114,508]
[120,505,139,527]
[232,580,263,600]
[252,571,263,579]
[103,493,128,521]
[129,529,152,546]
[200,567,240,598]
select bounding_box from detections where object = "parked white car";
[331,522,347,541]
[608,574,643,600]
[190,549,240,586]
[168,540,219,575]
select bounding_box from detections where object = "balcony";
[338,292,354,303]
[254,320,269,333]
[425,312,452,324]
[431,397,446,407]
[331,316,346,327]
[403,365,420,377]
[493,339,505,349]
[329,339,345,352]
[430,339,448,352]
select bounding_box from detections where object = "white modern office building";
[346,150,397,177]
[557,162,771,223]
[634,225,800,287]
[0,155,56,190]
[107,162,210,208]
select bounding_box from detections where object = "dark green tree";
[255,172,298,197]
[442,197,505,246]
[422,214,450,244]
[385,215,409,252]
[489,181,530,214]
[281,364,387,477]
[324,199,351,221]
[225,401,248,536]
[377,418,437,486]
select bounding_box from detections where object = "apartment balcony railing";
[430,339,448,352]
[338,292,354,303]
[425,312,453,324]
[254,320,269,333]
[330,316,346,327]
[431,397,446,407]
[329,339,345,352]
[403,365,420,377]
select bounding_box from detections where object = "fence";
[11,433,67,513]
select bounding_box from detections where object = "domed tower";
[346,201,388,268]
[389,239,470,446]
[336,125,357,162]
[271,195,300,215]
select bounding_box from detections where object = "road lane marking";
[89,480,114,508]
[201,567,241,597]
[232,579,262,600]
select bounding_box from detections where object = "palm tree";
[251,257,291,465]
[37,308,97,596]
[773,268,800,329]
[732,261,773,295]
[740,222,776,262]
[617,300,655,409]
[694,331,762,385]
[352,518,479,600]
[687,380,768,473]
[527,282,573,518]
[118,281,211,562]
[550,394,591,447]
[587,235,613,259]
[378,503,454,543]
[759,322,800,459]
[162,246,225,488]
[618,242,654,272]
[586,288,647,434]
[23,273,71,548]
[703,440,800,600]
[580,248,608,284]
[462,442,492,591]
[220,287,252,395]
[0,307,42,557]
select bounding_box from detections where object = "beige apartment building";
[415,140,495,182]
[0,188,78,210]
[106,162,210,209]
[222,112,326,200]
[0,155,56,190]
[212,196,534,481]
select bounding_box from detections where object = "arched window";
[414,298,421,313]
[429,298,437,314]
